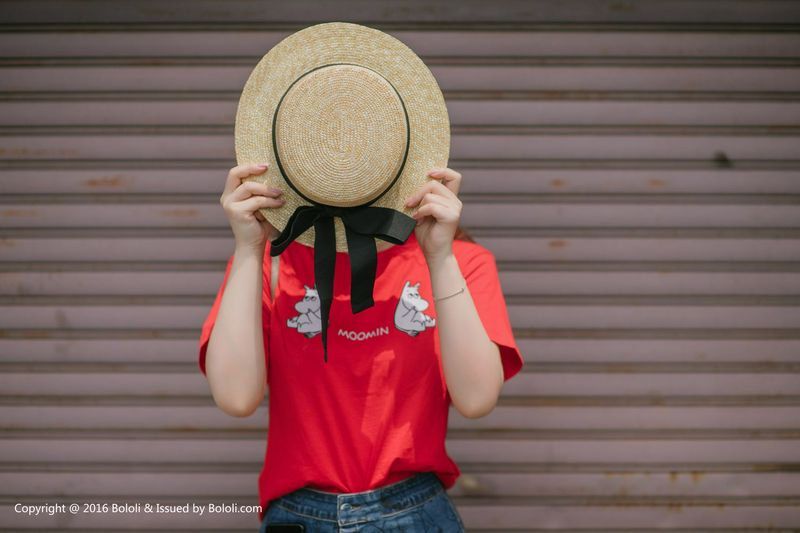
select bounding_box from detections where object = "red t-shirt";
[197,231,524,521]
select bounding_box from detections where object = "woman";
[198,162,524,531]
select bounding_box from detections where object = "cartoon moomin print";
[286,280,436,339]
[287,284,322,337]
[394,280,436,336]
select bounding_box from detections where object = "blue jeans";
[258,471,466,532]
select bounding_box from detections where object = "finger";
[229,180,283,203]
[235,195,286,215]
[417,191,454,209]
[412,202,458,223]
[405,177,459,207]
[222,163,270,198]
[426,172,461,199]
[427,167,462,196]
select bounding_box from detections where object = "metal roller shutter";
[1,1,799,530]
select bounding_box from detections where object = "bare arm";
[429,252,503,419]
[406,166,504,419]
[204,162,284,417]
[205,245,269,417]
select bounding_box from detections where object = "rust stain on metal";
[548,239,567,249]
[602,472,636,497]
[0,239,16,247]
[713,151,733,168]
[161,208,198,218]
[1,208,38,217]
[668,471,704,484]
[85,174,132,189]
[550,179,566,188]
[648,179,665,188]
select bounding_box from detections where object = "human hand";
[404,167,463,266]
[220,163,285,252]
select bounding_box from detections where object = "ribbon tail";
[313,216,337,363]
[270,206,318,256]
[340,206,416,314]
[343,225,377,314]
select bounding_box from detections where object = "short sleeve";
[459,248,524,383]
[197,249,273,377]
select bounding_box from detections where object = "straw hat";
[234,21,450,363]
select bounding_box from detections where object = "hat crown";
[273,63,409,207]
[234,21,450,252]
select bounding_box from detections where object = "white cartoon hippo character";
[287,284,322,337]
[394,280,436,336]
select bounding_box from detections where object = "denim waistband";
[271,471,444,526]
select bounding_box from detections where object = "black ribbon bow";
[269,203,416,363]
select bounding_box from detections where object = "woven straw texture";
[234,21,451,252]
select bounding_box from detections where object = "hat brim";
[234,21,450,253]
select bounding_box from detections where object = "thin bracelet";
[434,278,467,302]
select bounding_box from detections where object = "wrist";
[429,252,466,305]
[425,247,455,272]
[234,241,267,259]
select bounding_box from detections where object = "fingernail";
[258,163,269,168]
[271,188,283,195]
